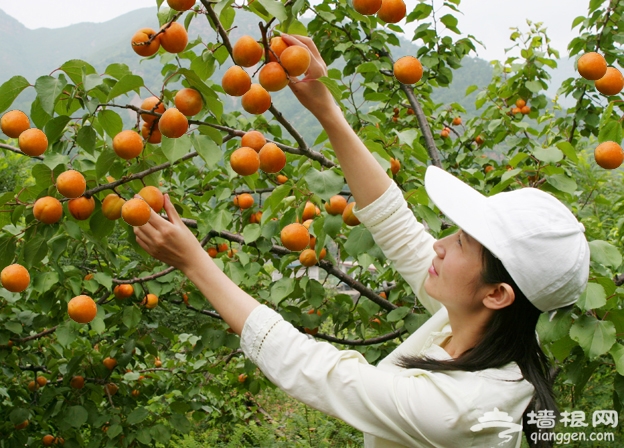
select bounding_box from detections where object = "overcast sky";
[0,0,588,61]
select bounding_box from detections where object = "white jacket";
[241,182,534,447]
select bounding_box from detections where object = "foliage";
[0,0,623,446]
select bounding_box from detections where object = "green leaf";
[465,85,478,96]
[23,234,48,268]
[150,424,171,444]
[105,63,132,81]
[404,313,428,333]
[387,306,410,322]
[440,14,459,33]
[97,110,123,138]
[610,344,624,376]
[344,226,375,258]
[257,0,288,21]
[556,141,578,163]
[169,414,191,434]
[4,322,22,334]
[127,407,150,425]
[532,147,563,164]
[525,80,543,93]
[96,149,118,180]
[44,115,71,144]
[106,74,144,101]
[191,134,221,167]
[536,308,572,343]
[589,240,622,268]
[243,224,261,244]
[76,125,96,152]
[56,321,78,347]
[576,282,606,311]
[35,75,67,115]
[32,272,60,294]
[162,134,192,163]
[9,408,30,425]
[546,174,577,194]
[303,168,344,201]
[65,405,89,428]
[0,76,30,114]
[318,76,342,102]
[0,235,17,271]
[60,59,97,84]
[270,277,295,305]
[569,314,616,359]
[598,120,623,144]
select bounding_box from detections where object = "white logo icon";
[470,408,523,445]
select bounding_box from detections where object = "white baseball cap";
[424,166,590,312]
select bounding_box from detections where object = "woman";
[133,35,590,447]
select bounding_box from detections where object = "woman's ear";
[483,283,515,310]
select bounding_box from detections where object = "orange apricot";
[131,28,161,57]
[377,0,406,23]
[258,142,286,173]
[101,194,125,220]
[577,52,607,81]
[221,66,252,97]
[138,186,164,213]
[33,196,63,224]
[1,110,30,138]
[521,105,531,114]
[353,0,382,15]
[299,248,319,267]
[452,116,462,126]
[103,357,117,370]
[280,223,310,251]
[42,435,55,446]
[67,295,98,324]
[515,99,526,108]
[595,67,624,96]
[259,62,289,92]
[114,284,134,299]
[56,170,86,198]
[279,45,311,77]
[140,96,165,123]
[594,141,623,170]
[142,293,159,309]
[1,264,30,293]
[68,196,96,220]
[160,22,188,53]
[104,383,118,396]
[230,146,260,176]
[174,88,203,116]
[232,35,264,67]
[121,198,152,226]
[113,130,144,159]
[302,201,319,221]
[276,174,288,184]
[268,36,288,62]
[241,130,266,152]
[233,193,254,209]
[18,128,48,156]
[241,84,272,115]
[70,375,85,389]
[390,157,400,175]
[158,108,188,138]
[141,122,162,144]
[342,202,360,226]
[167,0,195,11]
[324,195,347,215]
[393,56,423,84]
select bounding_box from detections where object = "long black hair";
[396,247,556,447]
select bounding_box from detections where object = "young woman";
[133,35,590,447]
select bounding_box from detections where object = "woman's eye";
[457,235,462,246]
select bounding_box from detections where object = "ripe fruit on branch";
[175,88,203,116]
[158,108,189,138]
[230,146,260,176]
[276,174,288,184]
[42,435,55,446]
[268,36,288,62]
[324,195,347,215]
[1,109,30,139]
[104,383,118,396]
[241,84,272,115]
[520,105,531,114]
[18,128,48,156]
[279,45,311,77]
[515,98,526,108]
[113,130,144,159]
[475,135,485,145]
[138,186,164,213]
[452,116,462,126]
[352,0,382,15]
[70,375,85,389]
[342,202,360,226]
[142,293,159,309]
[241,130,266,152]
[232,35,264,67]
[280,223,310,251]
[121,198,152,227]
[233,193,254,209]
[377,0,406,23]
[440,127,450,138]
[67,295,98,324]
[258,142,286,173]
[594,67,624,96]
[577,52,607,80]
[37,376,47,387]
[302,201,320,221]
[1,264,30,293]
[594,141,623,170]
[393,56,423,84]
[160,22,188,53]
[103,357,117,370]
[102,194,125,220]
[167,0,195,11]
[154,358,162,368]
[33,196,63,224]
[56,170,86,198]
[259,62,289,92]
[221,66,252,97]
[140,96,165,123]
[141,122,162,144]
[131,28,161,57]
[114,284,134,299]
[68,196,96,220]
[390,158,400,175]
[14,420,29,430]
[299,248,326,267]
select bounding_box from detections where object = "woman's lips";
[428,263,438,276]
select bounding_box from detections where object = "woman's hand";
[133,194,205,273]
[281,34,339,119]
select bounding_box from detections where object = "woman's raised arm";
[282,34,392,209]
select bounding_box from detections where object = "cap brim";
[424,166,493,252]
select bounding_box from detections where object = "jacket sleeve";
[353,182,441,315]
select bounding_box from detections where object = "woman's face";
[424,229,491,312]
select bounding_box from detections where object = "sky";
[0,0,589,62]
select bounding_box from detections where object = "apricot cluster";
[352,0,406,23]
[577,52,623,96]
[131,21,188,57]
[1,109,48,156]
[229,130,287,176]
